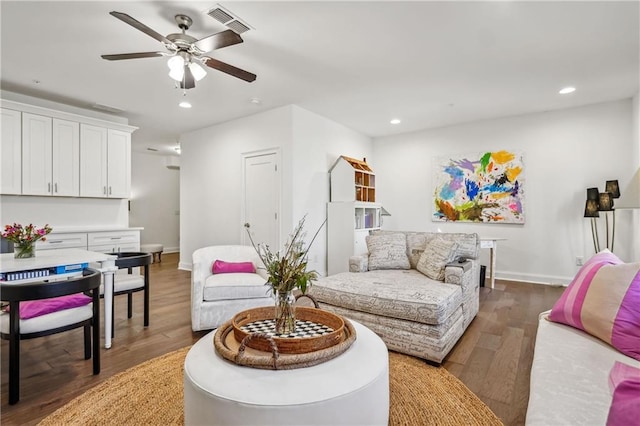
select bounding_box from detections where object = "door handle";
[54,183,58,193]
[109,186,112,195]
[103,186,107,195]
[48,182,51,193]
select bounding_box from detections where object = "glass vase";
[275,290,296,335]
[14,242,35,259]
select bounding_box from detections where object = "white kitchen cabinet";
[106,129,131,198]
[21,113,53,196]
[36,232,88,250]
[327,201,381,275]
[52,119,80,196]
[87,230,140,253]
[80,124,108,197]
[80,125,130,198]
[36,229,140,254]
[1,108,22,194]
[22,114,80,196]
[1,99,136,198]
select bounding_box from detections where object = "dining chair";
[0,268,102,405]
[106,252,152,336]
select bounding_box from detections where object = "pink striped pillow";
[549,250,640,361]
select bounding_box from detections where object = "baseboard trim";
[178,261,192,271]
[494,271,571,287]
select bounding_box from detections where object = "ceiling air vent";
[226,20,250,34]
[205,5,252,34]
[207,7,233,24]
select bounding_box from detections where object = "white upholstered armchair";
[191,245,273,331]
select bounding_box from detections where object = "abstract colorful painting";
[433,150,525,224]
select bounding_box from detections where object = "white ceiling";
[1,1,638,155]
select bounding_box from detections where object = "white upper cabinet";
[1,100,136,198]
[80,124,108,197]
[52,119,80,196]
[23,115,80,196]
[22,113,53,196]
[1,108,22,195]
[106,129,131,198]
[79,125,131,198]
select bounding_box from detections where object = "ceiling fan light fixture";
[189,62,207,81]
[168,55,185,81]
[179,100,192,108]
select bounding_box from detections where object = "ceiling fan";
[101,11,256,89]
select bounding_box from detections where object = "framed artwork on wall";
[433,150,525,224]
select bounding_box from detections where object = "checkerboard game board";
[240,319,334,338]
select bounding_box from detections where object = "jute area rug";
[39,347,503,426]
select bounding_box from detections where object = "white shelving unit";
[327,201,381,275]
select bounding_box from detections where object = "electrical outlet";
[575,256,584,266]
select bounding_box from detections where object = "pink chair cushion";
[212,260,256,274]
[3,294,92,320]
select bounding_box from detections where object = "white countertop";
[47,226,144,234]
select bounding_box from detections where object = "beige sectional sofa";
[311,230,480,363]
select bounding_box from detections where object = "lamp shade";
[584,199,600,217]
[605,180,620,198]
[587,187,599,201]
[598,192,614,211]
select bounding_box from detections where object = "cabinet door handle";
[109,186,112,195]
[48,183,51,192]
[103,186,107,195]
[110,237,122,240]
[54,183,58,193]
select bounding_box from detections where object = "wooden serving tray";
[231,306,345,354]
[213,316,356,370]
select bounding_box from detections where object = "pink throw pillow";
[548,250,640,361]
[3,294,92,320]
[212,260,256,274]
[607,362,640,426]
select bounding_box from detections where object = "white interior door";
[243,151,280,252]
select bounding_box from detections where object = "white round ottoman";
[140,243,163,263]
[183,320,389,425]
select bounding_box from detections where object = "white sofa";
[191,245,272,331]
[526,311,640,425]
[311,231,480,363]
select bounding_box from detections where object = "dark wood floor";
[1,253,564,425]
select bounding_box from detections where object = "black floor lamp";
[585,188,600,253]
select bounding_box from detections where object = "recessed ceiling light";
[179,101,192,108]
[390,118,401,125]
[249,97,262,105]
[559,87,576,95]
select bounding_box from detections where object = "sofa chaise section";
[312,231,480,363]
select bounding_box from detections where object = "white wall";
[179,105,373,272]
[373,99,635,285]
[291,106,373,275]
[129,152,180,252]
[0,195,128,228]
[179,106,294,270]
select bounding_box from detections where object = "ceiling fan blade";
[202,57,256,82]
[109,11,173,46]
[194,29,243,53]
[180,64,196,89]
[101,52,166,61]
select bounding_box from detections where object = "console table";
[480,238,506,289]
[183,320,390,425]
[0,248,119,348]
